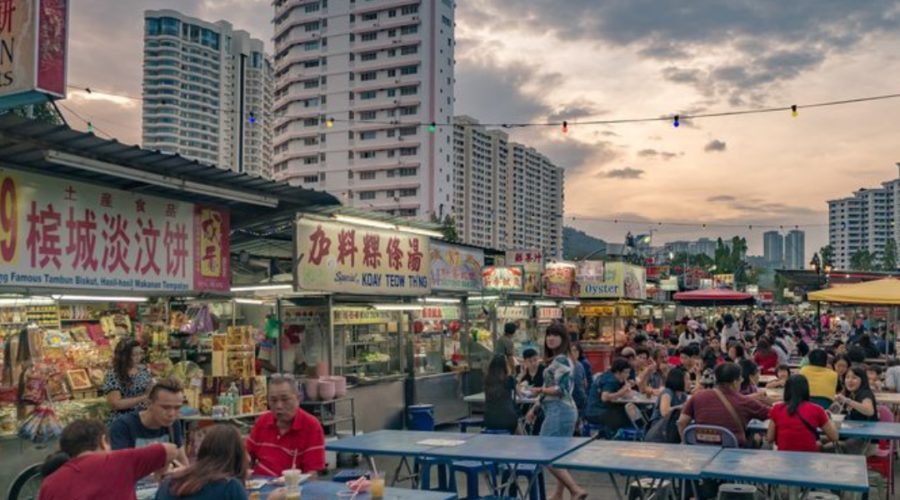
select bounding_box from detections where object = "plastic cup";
[370,473,385,499]
[283,469,302,490]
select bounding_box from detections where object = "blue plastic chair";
[682,424,739,448]
[452,461,498,499]
[415,457,453,492]
[458,416,485,433]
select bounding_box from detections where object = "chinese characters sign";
[430,242,483,292]
[543,263,576,297]
[0,169,229,292]
[294,218,431,295]
[482,266,524,292]
[506,249,543,294]
[0,0,67,110]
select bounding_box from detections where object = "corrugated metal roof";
[0,114,341,229]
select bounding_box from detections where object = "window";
[304,118,319,126]
[304,41,320,51]
[386,129,395,137]
[387,89,396,97]
[387,169,396,177]
[399,147,417,156]
[400,65,418,75]
[360,131,376,140]
[388,9,397,17]
[361,32,378,42]
[399,188,418,197]
[360,71,377,81]
[387,69,396,77]
[361,51,377,61]
[401,25,418,35]
[399,208,417,217]
[399,106,418,116]
[303,157,319,165]
[305,21,320,32]
[360,90,376,100]
[361,12,377,21]
[388,29,397,38]
[359,191,376,200]
[360,151,376,159]
[398,167,417,176]
[441,15,451,27]
[305,2,320,13]
[359,171,376,180]
[400,85,417,96]
[401,5,419,15]
[399,126,417,136]
[303,175,319,183]
[303,137,318,145]
[400,45,418,55]
[360,110,377,120]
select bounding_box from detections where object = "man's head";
[268,374,301,425]
[610,358,631,382]
[635,347,650,369]
[146,378,184,429]
[620,347,637,368]
[503,322,518,337]
[714,362,743,390]
[808,349,828,368]
[522,348,540,371]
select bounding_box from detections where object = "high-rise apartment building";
[271,0,456,220]
[451,116,564,257]
[784,229,806,270]
[828,165,900,270]
[763,230,784,267]
[142,10,274,177]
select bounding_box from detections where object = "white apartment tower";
[142,10,274,177]
[829,171,898,270]
[451,117,565,257]
[272,0,456,219]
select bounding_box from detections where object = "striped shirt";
[246,409,326,476]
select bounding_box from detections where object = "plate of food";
[246,479,268,490]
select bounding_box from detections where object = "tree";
[850,248,874,271]
[819,245,835,269]
[429,213,459,243]
[10,102,63,125]
[881,239,898,271]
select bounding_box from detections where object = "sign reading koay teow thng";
[0,169,230,292]
[294,217,431,295]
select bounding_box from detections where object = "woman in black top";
[835,365,878,455]
[484,354,519,434]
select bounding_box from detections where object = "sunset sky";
[64,1,900,257]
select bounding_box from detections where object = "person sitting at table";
[753,339,779,376]
[39,419,178,500]
[857,334,881,359]
[738,359,763,397]
[677,362,771,447]
[847,345,867,365]
[834,365,879,455]
[866,365,884,392]
[573,342,594,380]
[110,378,189,468]
[678,320,702,348]
[569,343,589,419]
[833,354,851,393]
[484,354,520,435]
[156,424,287,500]
[767,375,839,452]
[246,374,326,477]
[799,349,838,408]
[524,323,587,500]
[518,347,546,388]
[883,358,900,393]
[726,342,747,363]
[584,358,635,434]
[765,365,792,389]
[650,367,688,425]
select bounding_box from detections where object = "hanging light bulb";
[791,105,798,118]
[325,117,334,128]
[562,121,568,134]
[248,112,256,124]
[428,122,436,133]
[87,121,94,133]
[673,115,680,128]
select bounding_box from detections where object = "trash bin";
[407,404,435,431]
[584,344,613,375]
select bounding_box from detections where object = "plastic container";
[407,404,435,431]
[303,378,319,401]
[327,376,347,398]
[318,379,336,401]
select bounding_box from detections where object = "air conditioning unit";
[412,16,418,21]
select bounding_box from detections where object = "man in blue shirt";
[584,358,634,434]
[110,377,188,468]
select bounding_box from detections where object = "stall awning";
[673,288,755,305]
[808,278,900,305]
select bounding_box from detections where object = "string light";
[87,122,94,133]
[248,112,256,124]
[673,115,680,128]
[791,105,798,118]
[575,215,828,229]
[428,122,436,133]
[325,117,334,128]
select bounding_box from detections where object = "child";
[867,365,883,392]
[765,365,792,389]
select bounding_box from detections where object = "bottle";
[218,392,230,416]
[227,382,240,415]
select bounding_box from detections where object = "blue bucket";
[407,404,435,431]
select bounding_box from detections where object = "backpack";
[645,407,682,443]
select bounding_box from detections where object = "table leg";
[608,473,626,500]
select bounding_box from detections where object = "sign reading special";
[294,217,430,295]
[0,0,68,109]
[430,241,483,292]
[482,266,524,292]
[0,169,230,292]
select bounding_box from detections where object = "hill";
[563,226,607,260]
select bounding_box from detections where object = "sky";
[62,0,900,258]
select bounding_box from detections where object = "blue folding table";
[553,440,721,500]
[424,434,591,499]
[326,430,477,487]
[748,418,900,441]
[701,448,868,498]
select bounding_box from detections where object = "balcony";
[351,54,421,73]
[351,15,421,34]
[350,33,422,53]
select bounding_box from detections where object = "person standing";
[495,322,519,374]
[39,419,177,500]
[103,339,154,422]
[525,323,586,500]
[246,374,326,476]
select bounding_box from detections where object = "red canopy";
[673,288,755,305]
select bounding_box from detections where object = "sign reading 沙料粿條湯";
[0,0,68,110]
[0,169,230,292]
[294,217,431,295]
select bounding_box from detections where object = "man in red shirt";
[677,362,770,447]
[247,374,326,476]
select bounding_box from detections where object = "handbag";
[645,407,682,443]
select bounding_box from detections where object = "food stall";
[405,241,484,424]
[575,262,647,372]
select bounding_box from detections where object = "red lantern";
[448,320,461,333]
[413,321,424,334]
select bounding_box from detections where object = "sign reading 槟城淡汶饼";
[0,169,230,292]
[430,241,483,292]
[294,217,431,295]
[482,266,524,292]
[0,0,68,110]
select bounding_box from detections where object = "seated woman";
[765,365,792,389]
[767,375,839,452]
[584,358,634,434]
[156,424,249,499]
[738,359,761,396]
[834,365,879,455]
[483,354,520,435]
[753,339,779,375]
[650,367,688,425]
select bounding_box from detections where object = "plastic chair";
[716,483,757,499]
[866,405,895,496]
[452,460,499,499]
[415,457,453,492]
[458,416,485,433]
[582,421,610,439]
[683,424,740,448]
[810,397,832,410]
[6,464,42,500]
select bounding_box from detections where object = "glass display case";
[412,305,463,375]
[333,307,405,383]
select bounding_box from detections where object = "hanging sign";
[0,168,229,292]
[578,262,646,300]
[543,262,576,297]
[430,241,483,291]
[0,0,68,110]
[496,306,529,320]
[294,217,431,295]
[482,266,524,292]
[506,249,543,294]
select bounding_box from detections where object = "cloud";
[531,138,619,173]
[637,148,680,160]
[547,101,605,122]
[598,167,645,179]
[455,57,556,124]
[708,195,736,202]
[704,139,727,152]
